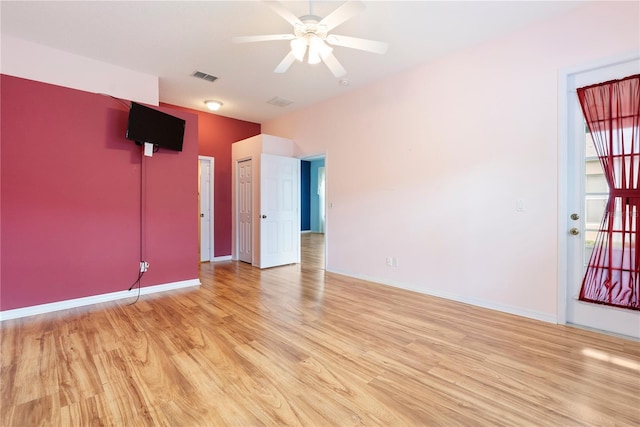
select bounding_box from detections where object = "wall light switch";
[516,198,525,212]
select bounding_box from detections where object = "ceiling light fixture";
[307,35,332,65]
[289,24,333,66]
[290,38,306,62]
[204,100,223,111]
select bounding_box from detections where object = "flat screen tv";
[126,102,185,152]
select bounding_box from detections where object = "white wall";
[1,35,158,105]
[263,2,640,322]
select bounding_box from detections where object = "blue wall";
[310,159,325,233]
[301,160,311,231]
[300,158,325,233]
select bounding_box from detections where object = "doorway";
[560,56,640,338]
[300,155,327,270]
[198,156,214,262]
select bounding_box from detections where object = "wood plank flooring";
[2,232,639,426]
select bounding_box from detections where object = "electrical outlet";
[386,257,393,267]
[140,261,149,272]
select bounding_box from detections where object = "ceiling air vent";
[192,71,218,82]
[267,96,294,107]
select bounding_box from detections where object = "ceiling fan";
[232,0,388,78]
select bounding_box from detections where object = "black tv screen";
[126,102,185,152]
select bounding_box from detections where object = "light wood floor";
[2,232,639,426]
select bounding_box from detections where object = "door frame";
[198,156,214,262]
[557,51,640,326]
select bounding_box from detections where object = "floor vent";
[267,96,294,107]
[192,71,218,82]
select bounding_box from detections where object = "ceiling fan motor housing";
[294,16,327,40]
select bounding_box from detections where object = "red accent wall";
[1,75,199,311]
[163,104,260,257]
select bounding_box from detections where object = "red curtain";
[577,74,640,310]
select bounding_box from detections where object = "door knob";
[261,215,267,219]
[200,213,204,217]
[570,213,580,220]
[569,228,580,235]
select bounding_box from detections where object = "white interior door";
[259,154,300,268]
[565,59,640,338]
[238,159,252,263]
[198,157,214,262]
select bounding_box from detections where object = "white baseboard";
[213,255,232,262]
[0,278,201,322]
[325,268,557,324]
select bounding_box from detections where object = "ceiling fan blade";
[232,34,295,43]
[326,34,388,54]
[274,51,296,73]
[319,1,365,32]
[263,1,303,27]
[322,53,347,78]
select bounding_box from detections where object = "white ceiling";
[1,1,584,124]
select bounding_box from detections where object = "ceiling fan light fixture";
[204,100,223,111]
[290,38,307,62]
[307,47,321,65]
[308,36,331,65]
